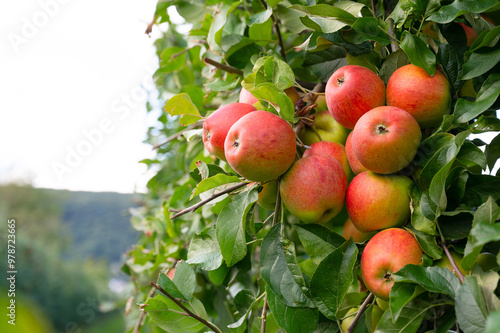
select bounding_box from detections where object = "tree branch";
[150,282,222,333]
[203,57,244,76]
[171,182,248,219]
[145,14,156,37]
[261,293,268,333]
[442,244,465,284]
[153,121,203,150]
[347,293,374,333]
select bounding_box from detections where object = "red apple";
[351,106,422,174]
[346,171,412,233]
[387,64,451,129]
[203,103,257,161]
[299,111,350,146]
[360,228,423,300]
[325,65,385,129]
[280,154,347,224]
[302,141,353,180]
[224,111,296,182]
[345,132,368,175]
[342,218,372,243]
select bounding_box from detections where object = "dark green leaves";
[429,0,500,23]
[295,224,346,264]
[216,188,258,267]
[187,226,223,270]
[290,4,356,33]
[310,239,358,319]
[393,265,461,298]
[400,31,436,76]
[260,223,315,308]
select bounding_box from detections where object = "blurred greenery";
[0,184,140,332]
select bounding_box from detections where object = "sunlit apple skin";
[346,171,412,233]
[224,111,296,182]
[257,180,278,210]
[239,87,301,105]
[325,65,385,129]
[435,249,470,278]
[343,218,372,243]
[299,111,350,146]
[352,106,422,174]
[345,132,368,175]
[302,141,353,180]
[387,64,451,129]
[280,155,347,224]
[203,103,257,161]
[360,228,423,300]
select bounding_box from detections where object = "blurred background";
[0,0,170,331]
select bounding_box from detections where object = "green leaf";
[429,0,500,24]
[455,276,488,333]
[190,174,241,200]
[171,261,196,301]
[462,174,500,207]
[350,18,392,46]
[310,239,358,319]
[407,226,443,259]
[295,224,346,265]
[207,1,242,51]
[248,6,272,26]
[393,265,461,297]
[228,290,261,330]
[379,49,410,84]
[410,185,438,236]
[290,4,356,33]
[191,161,227,183]
[474,266,500,313]
[216,189,258,267]
[303,46,347,81]
[454,73,500,124]
[260,223,315,308]
[375,298,431,333]
[205,76,240,92]
[389,284,426,321]
[158,272,186,301]
[310,31,373,56]
[146,295,208,333]
[266,286,319,333]
[251,56,296,90]
[249,18,273,46]
[485,133,500,172]
[461,45,500,80]
[485,309,500,333]
[164,93,202,126]
[468,25,500,55]
[250,83,295,122]
[187,226,223,271]
[456,140,487,172]
[437,42,463,92]
[400,31,436,76]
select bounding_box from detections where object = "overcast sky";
[0,0,163,193]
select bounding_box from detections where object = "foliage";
[125,1,500,332]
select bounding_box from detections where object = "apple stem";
[442,244,465,284]
[347,293,374,333]
[150,282,223,333]
[203,57,244,76]
[171,182,249,219]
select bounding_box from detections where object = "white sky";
[0,0,163,193]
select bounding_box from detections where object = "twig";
[133,287,156,333]
[347,293,374,333]
[153,121,203,150]
[150,282,222,333]
[261,293,268,333]
[442,244,465,284]
[203,57,244,76]
[145,14,156,37]
[294,81,326,136]
[171,182,248,219]
[257,0,286,61]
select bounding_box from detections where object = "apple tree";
[123,0,500,332]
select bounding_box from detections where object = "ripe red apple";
[299,111,350,146]
[351,106,422,174]
[224,111,296,182]
[342,218,372,243]
[325,65,385,129]
[302,141,353,180]
[387,64,451,129]
[345,132,368,175]
[257,180,278,210]
[280,154,347,224]
[346,171,412,233]
[203,103,257,161]
[360,228,423,300]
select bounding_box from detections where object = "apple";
[315,94,327,111]
[370,304,384,332]
[475,252,499,271]
[435,249,470,278]
[422,22,439,40]
[299,111,350,146]
[360,228,423,300]
[343,218,372,243]
[167,267,176,279]
[257,180,278,210]
[345,132,368,175]
[203,103,257,161]
[240,86,301,106]
[224,111,296,182]
[386,64,451,129]
[302,141,353,180]
[346,171,412,233]
[280,154,348,224]
[325,65,385,129]
[341,307,358,332]
[351,106,422,174]
[459,79,476,98]
[458,22,478,46]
